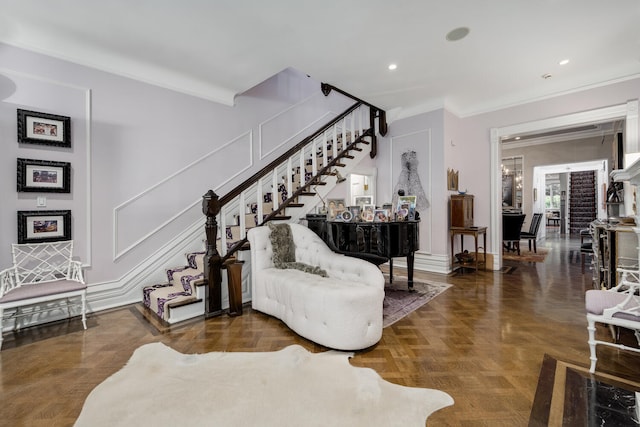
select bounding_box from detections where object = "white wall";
[377,77,640,271]
[4,42,640,282]
[0,43,353,299]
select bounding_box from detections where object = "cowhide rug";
[75,343,453,426]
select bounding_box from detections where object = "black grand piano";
[306,216,420,290]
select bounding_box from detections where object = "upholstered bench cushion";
[0,279,86,303]
[585,289,640,321]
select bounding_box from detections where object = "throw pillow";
[282,261,328,278]
[267,223,328,277]
[267,222,296,267]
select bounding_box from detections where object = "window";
[545,178,561,209]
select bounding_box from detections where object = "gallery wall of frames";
[15,108,73,244]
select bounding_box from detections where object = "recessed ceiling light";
[559,59,570,66]
[388,63,397,71]
[446,27,470,42]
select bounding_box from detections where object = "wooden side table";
[450,226,487,272]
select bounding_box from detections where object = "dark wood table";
[449,226,487,272]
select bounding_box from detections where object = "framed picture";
[17,158,71,193]
[373,209,389,222]
[327,198,346,220]
[338,210,353,222]
[447,168,459,191]
[17,210,71,244]
[354,196,373,207]
[397,195,417,220]
[17,109,71,147]
[348,205,361,221]
[362,204,375,222]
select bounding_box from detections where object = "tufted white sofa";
[247,223,385,350]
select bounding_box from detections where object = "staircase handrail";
[203,87,386,317]
[219,101,360,206]
[221,127,374,259]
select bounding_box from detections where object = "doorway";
[533,161,607,240]
[490,101,638,270]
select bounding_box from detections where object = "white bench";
[0,240,87,350]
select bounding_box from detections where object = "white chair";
[586,268,640,373]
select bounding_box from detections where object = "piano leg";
[389,258,393,284]
[407,253,415,292]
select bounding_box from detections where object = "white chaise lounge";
[247,223,385,350]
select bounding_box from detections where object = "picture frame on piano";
[327,198,346,220]
[337,210,353,222]
[362,204,375,222]
[397,195,417,220]
[374,209,389,222]
[348,205,361,221]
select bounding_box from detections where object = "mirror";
[501,156,523,210]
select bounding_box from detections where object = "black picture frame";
[17,109,71,147]
[17,210,71,244]
[17,158,71,193]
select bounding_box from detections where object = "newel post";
[202,190,223,317]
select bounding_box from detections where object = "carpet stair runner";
[143,116,372,323]
[142,251,206,322]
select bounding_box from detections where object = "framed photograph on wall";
[17,210,71,244]
[17,109,71,147]
[447,168,459,191]
[17,158,71,193]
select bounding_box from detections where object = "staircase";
[569,171,597,234]
[142,98,385,324]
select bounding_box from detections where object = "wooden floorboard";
[1,231,640,426]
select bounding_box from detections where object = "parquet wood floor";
[1,233,639,426]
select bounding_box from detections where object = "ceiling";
[1,1,640,119]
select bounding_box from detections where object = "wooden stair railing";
[202,91,387,317]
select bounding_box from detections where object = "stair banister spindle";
[322,131,328,168]
[257,178,264,227]
[312,139,318,176]
[332,125,338,160]
[238,191,246,239]
[272,167,279,211]
[220,205,228,256]
[342,117,347,150]
[299,147,306,188]
[286,157,293,204]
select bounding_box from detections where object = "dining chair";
[520,213,543,253]
[502,213,526,255]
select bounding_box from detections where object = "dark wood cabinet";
[451,194,474,228]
